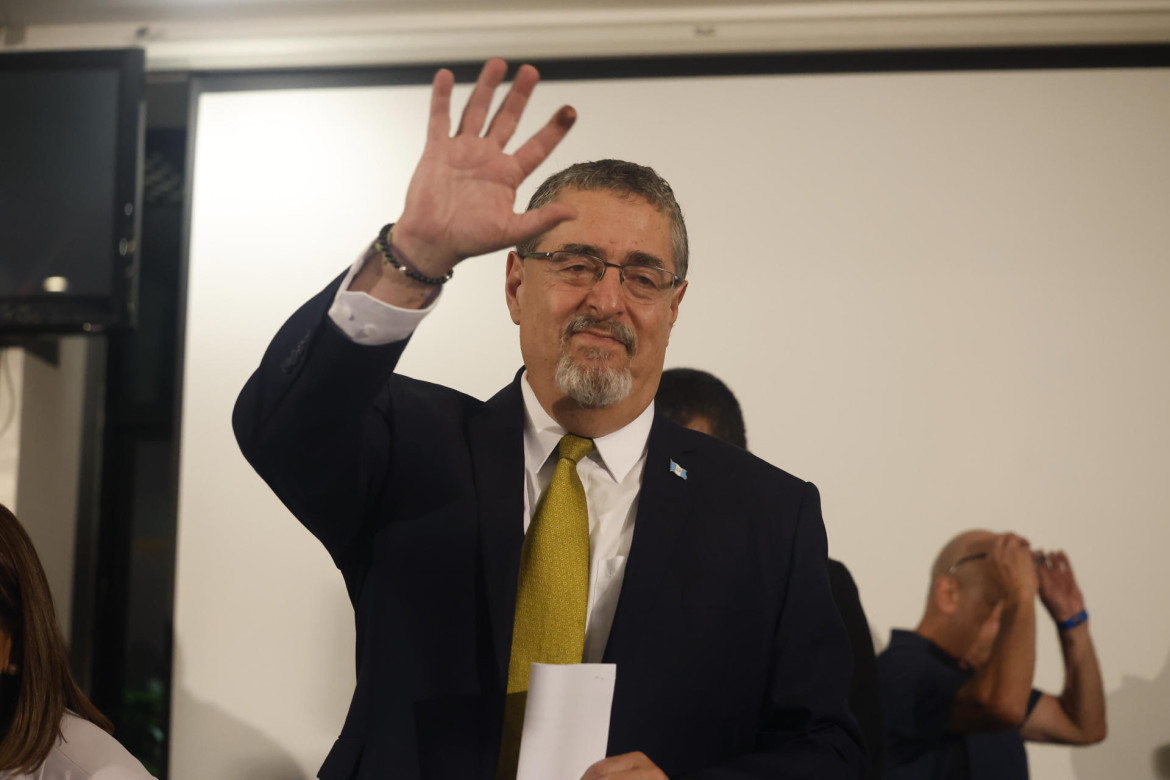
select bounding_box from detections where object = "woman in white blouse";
[0,505,155,779]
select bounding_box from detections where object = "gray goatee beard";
[554,315,636,409]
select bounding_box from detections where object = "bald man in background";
[877,531,1106,780]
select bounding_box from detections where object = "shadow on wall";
[170,680,309,780]
[1072,645,1170,780]
[167,543,357,780]
[1157,745,1170,778]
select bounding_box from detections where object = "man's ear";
[505,252,524,325]
[668,280,687,327]
[933,575,961,616]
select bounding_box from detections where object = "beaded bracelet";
[1057,609,1088,632]
[375,223,454,287]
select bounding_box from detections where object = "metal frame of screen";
[0,47,145,335]
[185,42,1170,94]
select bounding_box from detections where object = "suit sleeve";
[232,271,411,566]
[684,482,866,780]
[828,560,886,780]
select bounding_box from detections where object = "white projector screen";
[176,61,1170,780]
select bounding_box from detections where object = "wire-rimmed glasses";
[520,250,682,303]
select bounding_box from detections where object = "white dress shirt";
[327,251,649,661]
[519,374,648,662]
[327,250,436,345]
[0,712,156,780]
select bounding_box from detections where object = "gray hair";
[518,159,689,281]
[555,352,632,409]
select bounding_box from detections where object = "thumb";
[506,202,577,248]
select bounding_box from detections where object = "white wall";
[176,66,1170,779]
[0,348,22,511]
[12,338,92,643]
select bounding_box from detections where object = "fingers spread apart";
[457,57,508,137]
[428,59,576,174]
[513,105,577,177]
[485,63,540,146]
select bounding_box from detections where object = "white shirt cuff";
[327,248,440,345]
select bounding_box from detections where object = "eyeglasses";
[520,250,682,303]
[947,552,988,575]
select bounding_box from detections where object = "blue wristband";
[1057,609,1088,631]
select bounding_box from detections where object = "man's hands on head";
[950,532,1039,733]
[1020,549,1106,746]
[987,535,1086,623]
[1033,550,1086,624]
[581,751,668,780]
[987,533,1039,606]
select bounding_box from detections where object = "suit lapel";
[603,414,696,663]
[468,372,527,688]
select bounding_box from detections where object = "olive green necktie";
[497,433,594,779]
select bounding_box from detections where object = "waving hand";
[391,58,578,278]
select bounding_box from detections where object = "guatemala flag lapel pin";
[669,459,688,480]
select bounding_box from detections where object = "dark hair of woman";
[0,503,112,773]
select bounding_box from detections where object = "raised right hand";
[987,532,1039,604]
[391,58,578,277]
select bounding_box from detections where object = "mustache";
[562,315,637,357]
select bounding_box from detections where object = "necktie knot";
[557,434,594,466]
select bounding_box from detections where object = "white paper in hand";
[516,662,617,780]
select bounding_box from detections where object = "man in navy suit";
[234,59,864,779]
[656,367,886,780]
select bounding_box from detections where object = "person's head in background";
[656,367,747,449]
[0,504,111,773]
[917,529,1014,669]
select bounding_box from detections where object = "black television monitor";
[0,48,144,334]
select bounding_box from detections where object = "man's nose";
[584,266,626,315]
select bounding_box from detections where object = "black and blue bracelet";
[1057,609,1088,632]
[376,223,453,287]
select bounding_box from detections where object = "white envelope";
[516,662,617,780]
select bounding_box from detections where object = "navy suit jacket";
[234,274,865,780]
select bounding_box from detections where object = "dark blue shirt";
[877,630,1041,780]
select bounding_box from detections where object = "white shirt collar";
[520,371,653,483]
